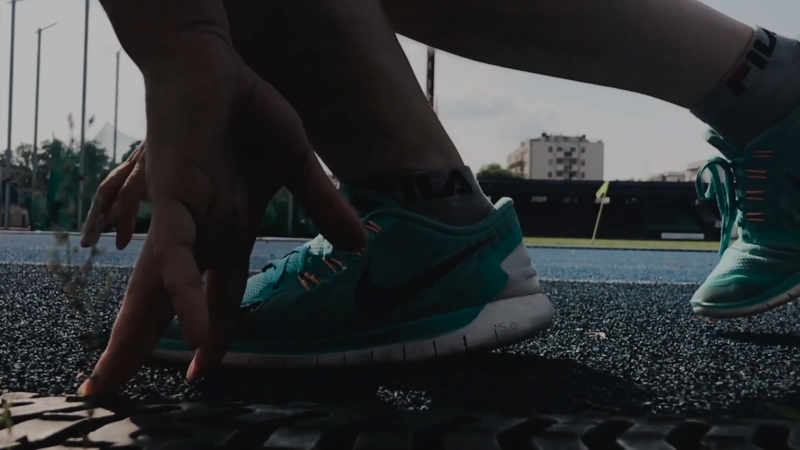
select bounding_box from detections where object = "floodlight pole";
[32,23,57,188]
[113,50,120,164]
[77,0,90,230]
[3,0,19,229]
[426,47,435,109]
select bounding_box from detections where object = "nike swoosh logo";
[355,236,497,315]
[787,172,800,194]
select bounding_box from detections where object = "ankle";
[345,167,494,226]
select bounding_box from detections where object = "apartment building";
[507,133,604,180]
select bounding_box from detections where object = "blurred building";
[684,159,710,181]
[649,171,686,182]
[507,133,604,181]
[651,161,712,183]
[0,180,30,229]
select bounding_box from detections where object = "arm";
[98,0,233,71]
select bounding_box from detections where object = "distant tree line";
[476,163,521,179]
[5,124,143,231]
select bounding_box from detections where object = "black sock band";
[347,167,494,226]
[692,27,800,149]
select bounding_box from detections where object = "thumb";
[249,77,366,251]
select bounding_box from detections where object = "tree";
[0,112,118,230]
[476,163,521,180]
[121,140,142,163]
[9,143,34,190]
[11,137,113,230]
[13,143,33,169]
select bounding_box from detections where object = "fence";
[4,177,722,241]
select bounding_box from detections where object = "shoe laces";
[262,221,383,291]
[696,152,771,256]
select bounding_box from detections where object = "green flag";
[596,181,610,199]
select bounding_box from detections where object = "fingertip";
[77,372,101,396]
[324,212,367,252]
[115,211,136,250]
[115,232,129,251]
[287,163,366,252]
[118,237,132,251]
[309,190,366,252]
[80,223,101,248]
[186,358,199,381]
[185,340,225,382]
[77,379,90,396]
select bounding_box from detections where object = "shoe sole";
[151,293,554,368]
[691,281,800,318]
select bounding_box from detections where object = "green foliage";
[476,163,521,180]
[1,399,12,433]
[7,120,315,236]
[120,140,142,163]
[7,114,115,231]
[37,138,110,230]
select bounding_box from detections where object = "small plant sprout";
[47,231,112,349]
[1,399,13,436]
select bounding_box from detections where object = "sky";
[0,0,798,179]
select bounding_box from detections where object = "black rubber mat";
[1,392,799,449]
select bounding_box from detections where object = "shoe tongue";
[705,129,743,159]
[338,184,402,217]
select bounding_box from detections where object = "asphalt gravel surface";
[1,235,798,421]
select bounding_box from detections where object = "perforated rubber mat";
[1,392,799,449]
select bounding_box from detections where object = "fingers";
[187,263,250,381]
[78,236,175,396]
[149,199,208,350]
[286,151,366,251]
[80,145,142,247]
[115,152,147,250]
[248,77,366,251]
[81,141,147,249]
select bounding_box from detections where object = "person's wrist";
[99,0,232,71]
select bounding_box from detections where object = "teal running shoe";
[153,186,554,367]
[691,105,800,318]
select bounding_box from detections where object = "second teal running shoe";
[691,104,800,318]
[153,186,554,367]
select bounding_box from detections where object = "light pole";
[113,49,120,164]
[77,0,90,230]
[3,0,20,229]
[426,47,435,109]
[32,23,58,189]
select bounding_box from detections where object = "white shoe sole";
[692,282,800,318]
[151,293,554,369]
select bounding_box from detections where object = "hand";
[78,31,366,396]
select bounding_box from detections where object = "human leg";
[383,0,752,108]
[382,0,800,317]
[223,0,462,180]
[152,0,554,367]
